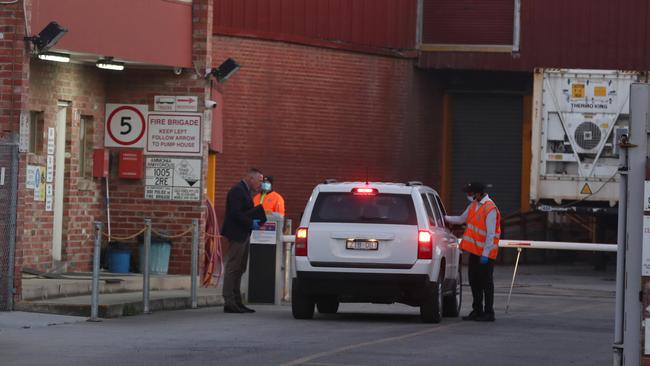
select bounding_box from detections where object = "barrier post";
[505,247,522,314]
[89,221,103,322]
[283,219,292,303]
[143,218,152,314]
[191,219,199,309]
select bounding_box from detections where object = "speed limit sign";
[104,104,148,148]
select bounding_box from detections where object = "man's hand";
[480,255,489,264]
[252,219,261,230]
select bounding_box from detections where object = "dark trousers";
[223,237,250,306]
[467,253,495,314]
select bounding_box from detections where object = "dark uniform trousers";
[223,237,251,307]
[467,253,495,314]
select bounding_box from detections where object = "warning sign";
[146,113,202,156]
[145,157,201,201]
[104,104,148,148]
[580,183,593,195]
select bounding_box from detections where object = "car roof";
[316,181,435,194]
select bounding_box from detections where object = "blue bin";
[139,241,171,274]
[108,249,131,273]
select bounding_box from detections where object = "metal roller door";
[450,94,522,216]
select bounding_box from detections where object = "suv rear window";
[310,192,417,225]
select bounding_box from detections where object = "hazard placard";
[580,183,593,195]
[144,157,201,201]
[104,104,148,148]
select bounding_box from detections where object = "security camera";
[173,67,183,76]
[205,100,218,109]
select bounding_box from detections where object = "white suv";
[291,181,461,323]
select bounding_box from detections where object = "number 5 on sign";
[104,104,148,148]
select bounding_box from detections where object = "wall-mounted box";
[93,149,109,178]
[118,150,144,179]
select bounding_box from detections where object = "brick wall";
[104,68,208,274]
[25,61,106,272]
[0,0,31,304]
[8,0,214,305]
[212,36,443,228]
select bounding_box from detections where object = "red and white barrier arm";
[498,239,617,252]
[283,235,617,252]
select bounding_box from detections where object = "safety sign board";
[144,157,201,201]
[104,104,148,148]
[645,181,650,211]
[580,183,592,195]
[643,216,650,276]
[251,222,277,245]
[175,96,198,112]
[154,96,198,112]
[26,165,39,189]
[146,113,202,156]
[45,183,53,211]
[154,96,176,112]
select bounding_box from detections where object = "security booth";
[248,213,284,304]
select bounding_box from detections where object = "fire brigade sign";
[146,113,202,156]
[145,157,201,201]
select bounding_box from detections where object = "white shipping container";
[530,68,644,207]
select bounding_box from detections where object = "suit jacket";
[221,180,267,242]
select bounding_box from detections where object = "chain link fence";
[0,134,18,311]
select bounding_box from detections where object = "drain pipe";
[613,135,629,365]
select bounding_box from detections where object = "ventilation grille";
[574,122,601,151]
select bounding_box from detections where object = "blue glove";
[252,219,261,230]
[480,255,489,264]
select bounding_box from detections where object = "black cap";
[264,176,274,184]
[463,182,485,194]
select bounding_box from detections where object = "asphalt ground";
[0,264,615,366]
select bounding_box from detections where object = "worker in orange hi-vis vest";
[445,182,501,322]
[253,176,285,217]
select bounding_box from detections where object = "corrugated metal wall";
[420,0,650,71]
[450,94,522,216]
[422,0,513,45]
[213,0,417,51]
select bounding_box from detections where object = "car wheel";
[420,278,443,323]
[443,263,462,317]
[316,298,339,314]
[291,278,315,319]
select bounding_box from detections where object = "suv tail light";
[418,230,432,259]
[352,187,378,195]
[295,227,308,256]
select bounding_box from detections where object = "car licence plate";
[346,240,378,250]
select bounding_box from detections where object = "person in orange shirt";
[253,176,285,217]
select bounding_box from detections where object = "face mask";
[467,195,474,202]
[261,182,271,191]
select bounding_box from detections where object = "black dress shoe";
[238,304,256,313]
[475,312,495,322]
[462,311,481,321]
[224,304,245,313]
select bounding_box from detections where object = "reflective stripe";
[462,235,498,248]
[467,223,486,236]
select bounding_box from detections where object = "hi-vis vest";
[460,199,501,259]
[253,191,286,216]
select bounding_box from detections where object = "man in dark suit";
[221,168,267,313]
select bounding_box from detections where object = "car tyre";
[420,278,443,323]
[316,298,339,314]
[443,264,462,317]
[292,278,315,319]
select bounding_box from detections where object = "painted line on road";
[282,300,608,366]
[280,321,462,366]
